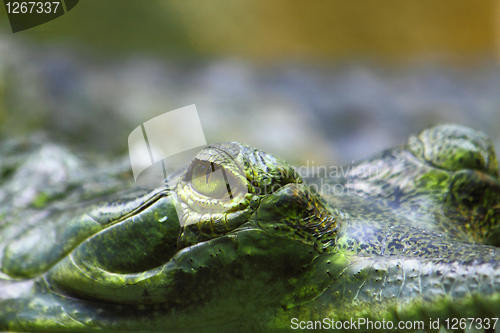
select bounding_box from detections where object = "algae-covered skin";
[1,125,500,332]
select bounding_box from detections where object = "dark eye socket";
[186,161,239,199]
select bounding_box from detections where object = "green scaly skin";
[1,124,500,332]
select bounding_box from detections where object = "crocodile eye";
[189,161,235,199]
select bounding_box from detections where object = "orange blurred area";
[0,0,498,62]
[171,0,499,62]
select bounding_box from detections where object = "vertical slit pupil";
[194,161,235,199]
[205,162,220,183]
[205,163,212,183]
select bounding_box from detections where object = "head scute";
[407,124,499,177]
[240,144,303,195]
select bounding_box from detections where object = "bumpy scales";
[1,124,500,332]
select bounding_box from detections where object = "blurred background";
[0,0,499,169]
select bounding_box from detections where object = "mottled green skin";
[1,125,500,332]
